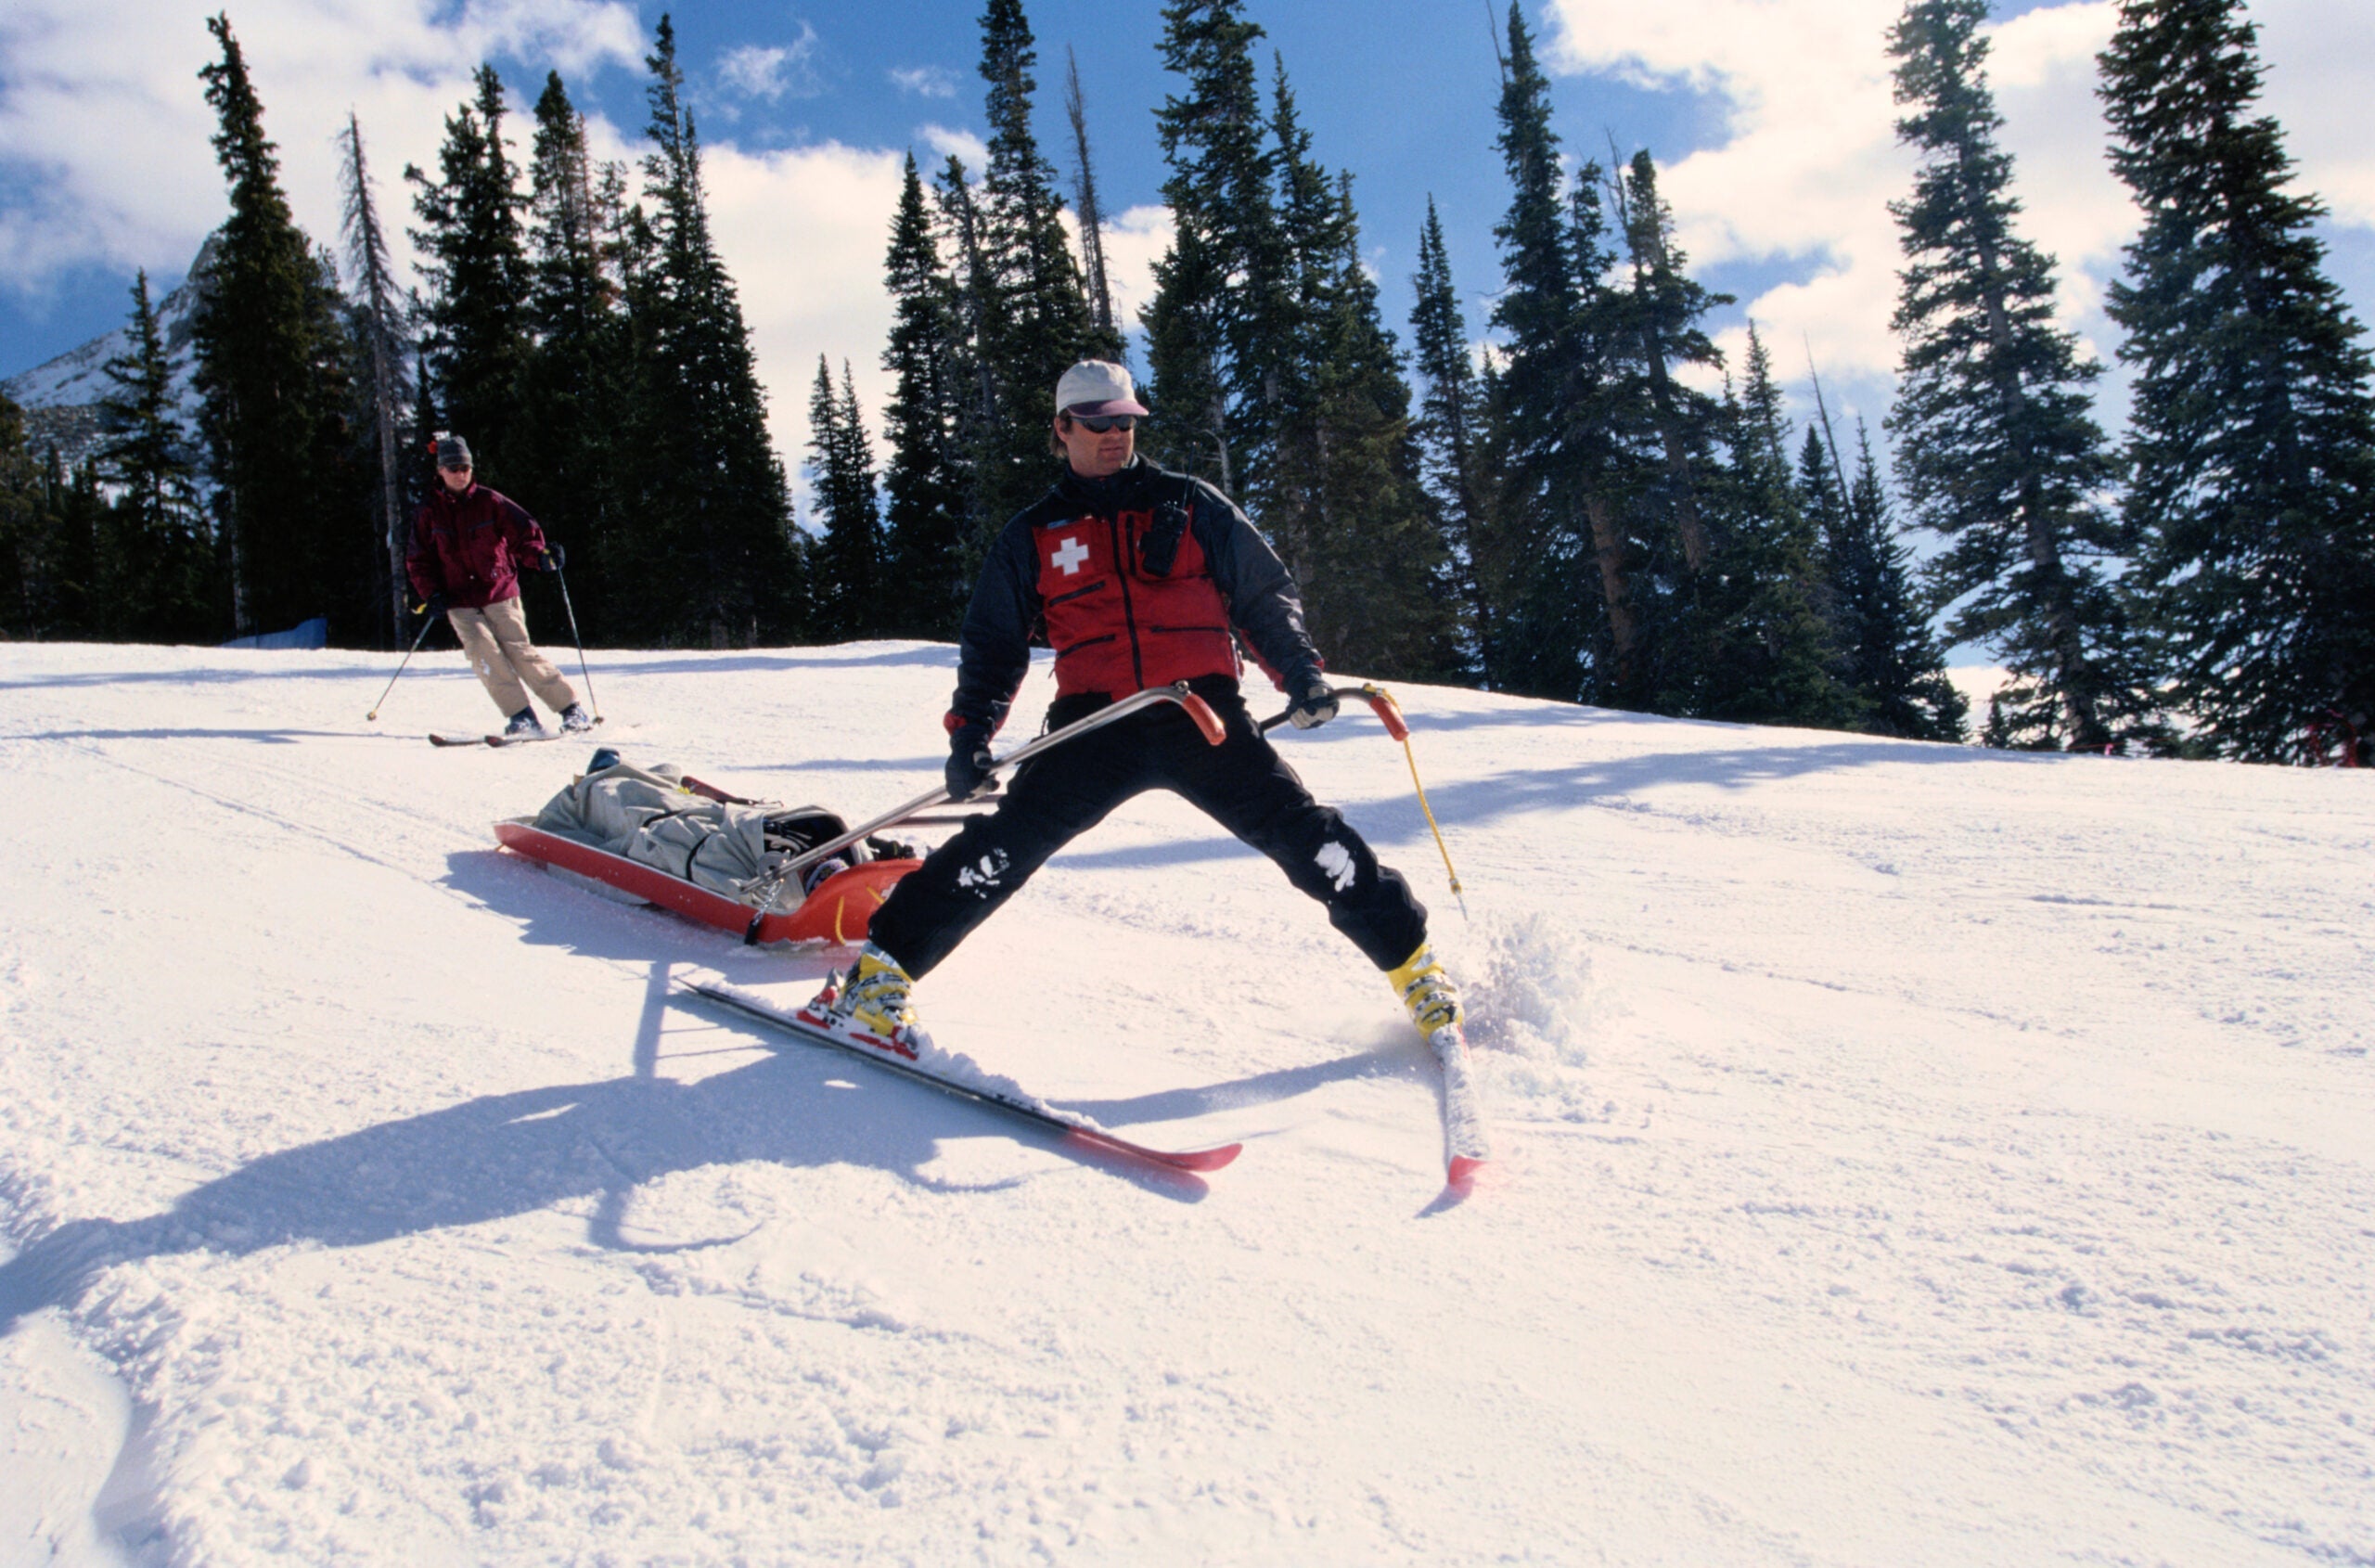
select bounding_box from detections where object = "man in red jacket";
[405,434,591,737]
[815,361,1464,1059]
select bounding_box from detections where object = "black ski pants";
[867,679,1429,980]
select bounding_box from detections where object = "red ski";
[679,972,1242,1175]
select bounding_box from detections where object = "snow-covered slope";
[0,640,2369,1565]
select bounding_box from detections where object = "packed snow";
[1,638,2369,1565]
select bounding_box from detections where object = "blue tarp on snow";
[220,617,328,650]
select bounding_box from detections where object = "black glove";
[414,592,448,618]
[1286,675,1339,730]
[944,724,997,801]
[533,543,565,572]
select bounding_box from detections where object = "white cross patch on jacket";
[1051,536,1090,575]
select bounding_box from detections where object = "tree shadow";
[16,726,382,746]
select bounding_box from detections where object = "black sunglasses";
[1066,413,1137,433]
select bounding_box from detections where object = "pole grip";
[1357,685,1410,741]
[1179,691,1226,745]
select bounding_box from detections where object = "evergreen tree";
[621,15,802,647]
[192,13,366,637]
[1145,0,1292,494]
[338,111,411,646]
[1689,328,1857,726]
[1613,149,1725,583]
[1814,416,1968,739]
[1484,2,1616,702]
[0,410,96,639]
[1886,0,2150,751]
[1061,47,1120,346]
[1408,198,1496,681]
[971,0,1101,530]
[2099,0,2375,759]
[96,270,218,641]
[515,71,630,643]
[931,155,1004,563]
[1261,67,1454,678]
[806,357,885,635]
[405,64,531,483]
[880,154,970,637]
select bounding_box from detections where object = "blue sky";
[3,0,2369,513]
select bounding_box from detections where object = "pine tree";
[2099,0,2375,759]
[1061,47,1121,349]
[931,155,1005,564]
[338,112,411,646]
[192,13,365,637]
[405,64,531,483]
[96,270,218,641]
[1484,2,1616,702]
[1886,0,2150,751]
[880,154,970,638]
[1689,328,1857,726]
[1813,415,1968,739]
[806,357,886,636]
[1146,0,1292,494]
[1613,149,1726,583]
[622,15,802,647]
[1409,198,1496,681]
[515,71,630,643]
[972,0,1100,530]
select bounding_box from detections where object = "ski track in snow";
[0,640,2370,1565]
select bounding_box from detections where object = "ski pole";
[738,681,1227,943]
[552,562,600,721]
[1263,683,1466,919]
[366,609,441,722]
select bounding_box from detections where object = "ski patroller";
[679,971,1243,1174]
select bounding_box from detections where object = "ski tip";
[1071,1131,1242,1174]
[1446,1153,1488,1188]
[1165,1141,1243,1173]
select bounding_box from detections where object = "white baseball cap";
[1054,360,1148,418]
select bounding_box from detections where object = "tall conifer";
[1409,199,1496,681]
[338,112,410,645]
[623,16,802,647]
[2099,0,2375,758]
[1485,3,1615,702]
[515,71,629,641]
[880,154,970,636]
[406,67,531,482]
[1886,0,2150,750]
[97,271,217,641]
[806,357,885,636]
[192,13,363,637]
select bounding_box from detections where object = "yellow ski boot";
[1388,941,1464,1045]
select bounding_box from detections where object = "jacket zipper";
[1106,512,1146,691]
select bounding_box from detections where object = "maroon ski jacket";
[405,482,551,610]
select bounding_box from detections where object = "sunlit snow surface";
[1,639,2369,1565]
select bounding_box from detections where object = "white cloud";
[888,66,957,100]
[1539,0,2375,392]
[1098,203,1172,331]
[0,0,642,290]
[913,123,988,172]
[716,25,820,104]
[0,0,906,515]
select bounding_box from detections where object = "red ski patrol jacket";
[947,456,1325,737]
[405,482,552,610]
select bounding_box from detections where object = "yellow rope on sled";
[1358,684,1468,920]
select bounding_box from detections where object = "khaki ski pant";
[447,596,576,717]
